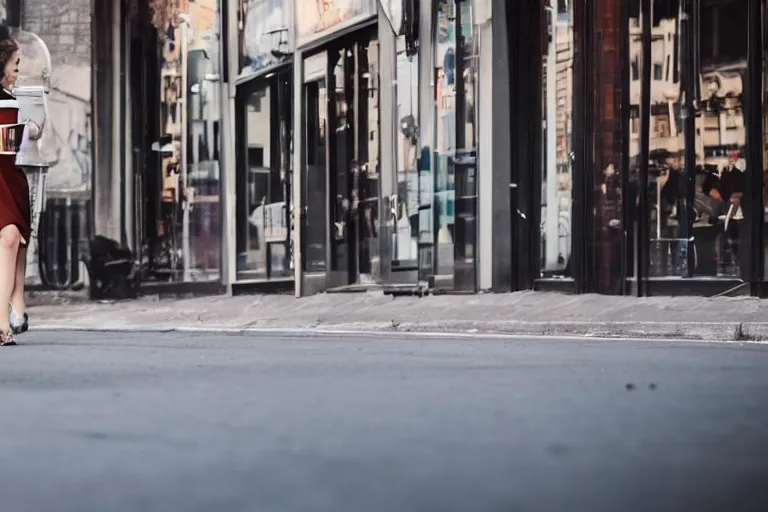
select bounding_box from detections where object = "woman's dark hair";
[0,25,19,78]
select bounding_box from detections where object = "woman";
[0,25,29,346]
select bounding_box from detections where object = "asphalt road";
[0,331,767,512]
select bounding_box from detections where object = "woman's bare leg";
[10,244,26,318]
[0,225,21,334]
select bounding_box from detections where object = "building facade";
[10,0,768,298]
[488,0,767,297]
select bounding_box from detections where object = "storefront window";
[454,0,478,290]
[147,0,222,282]
[432,0,478,290]
[394,44,419,269]
[540,0,574,278]
[434,0,457,287]
[236,74,292,280]
[633,0,747,280]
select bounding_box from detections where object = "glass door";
[355,36,381,284]
[325,31,381,290]
[391,39,421,279]
[327,46,355,287]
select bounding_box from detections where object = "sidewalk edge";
[29,320,751,341]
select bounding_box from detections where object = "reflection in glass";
[633,0,747,279]
[149,0,222,282]
[540,0,574,277]
[434,0,457,286]
[329,49,350,272]
[240,87,271,278]
[236,72,293,281]
[431,0,477,290]
[185,0,223,281]
[303,78,328,272]
[394,43,420,268]
[453,0,478,290]
[357,38,380,281]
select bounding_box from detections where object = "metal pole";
[682,0,697,277]
[180,20,191,281]
[638,0,652,294]
[293,49,304,297]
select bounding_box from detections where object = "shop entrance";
[300,30,380,294]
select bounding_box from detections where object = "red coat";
[0,88,30,245]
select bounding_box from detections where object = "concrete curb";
[29,320,758,342]
[738,323,768,342]
[389,321,744,341]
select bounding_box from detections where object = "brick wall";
[592,0,625,294]
[21,0,92,191]
[23,0,91,67]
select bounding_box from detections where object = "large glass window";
[142,0,223,283]
[632,0,748,280]
[236,73,292,280]
[393,42,420,269]
[434,0,457,287]
[432,0,478,290]
[540,0,574,278]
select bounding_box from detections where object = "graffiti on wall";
[44,87,91,191]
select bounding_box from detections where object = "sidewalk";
[23,290,768,341]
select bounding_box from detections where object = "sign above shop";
[240,0,293,79]
[295,0,376,48]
